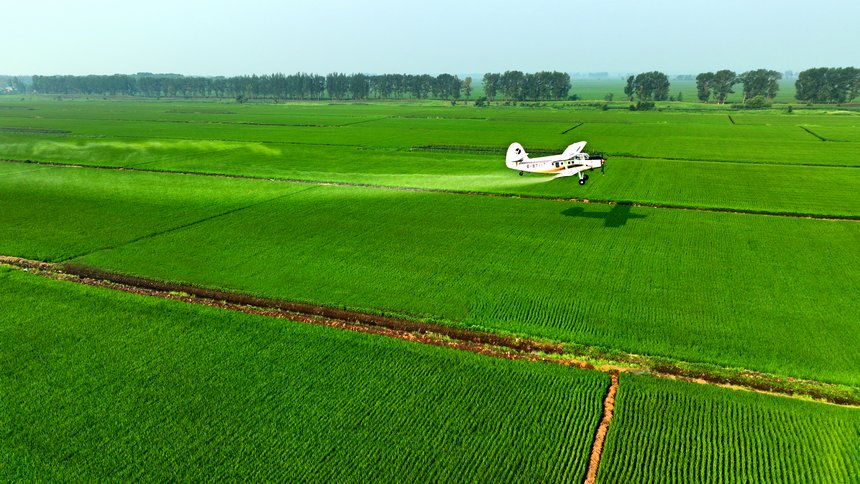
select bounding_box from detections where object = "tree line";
[23,67,860,104]
[480,71,571,101]
[30,72,475,101]
[795,67,860,103]
[694,67,859,104]
[695,69,783,104]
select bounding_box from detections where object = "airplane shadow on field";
[561,203,646,228]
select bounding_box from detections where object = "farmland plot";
[0,162,301,261]
[2,100,859,216]
[0,168,846,385]
[0,267,608,482]
[598,374,860,483]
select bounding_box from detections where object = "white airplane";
[505,141,605,185]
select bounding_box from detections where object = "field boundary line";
[2,158,857,222]
[608,153,859,168]
[1,257,857,406]
[560,122,584,134]
[797,125,853,143]
[584,373,618,484]
[54,186,319,263]
[800,126,828,141]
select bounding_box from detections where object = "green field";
[1,164,858,386]
[1,99,858,219]
[1,97,858,479]
[0,267,608,481]
[3,267,856,481]
[599,374,860,482]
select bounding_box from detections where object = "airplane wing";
[561,141,587,159]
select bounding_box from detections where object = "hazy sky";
[5,0,858,76]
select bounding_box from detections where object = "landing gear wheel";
[578,178,586,186]
[584,174,589,181]
[519,171,524,176]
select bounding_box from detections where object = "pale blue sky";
[5,0,858,76]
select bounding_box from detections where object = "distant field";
[1,99,858,217]
[0,268,608,481]
[1,165,857,386]
[599,374,860,482]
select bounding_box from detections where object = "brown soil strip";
[584,373,619,484]
[1,256,857,406]
[1,158,857,222]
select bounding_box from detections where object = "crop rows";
[0,267,608,481]
[2,99,858,218]
[598,374,860,482]
[1,165,857,385]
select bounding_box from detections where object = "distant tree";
[633,71,670,102]
[623,75,635,102]
[500,70,525,100]
[350,73,370,100]
[696,72,714,102]
[432,73,461,100]
[326,72,349,100]
[711,69,737,104]
[482,73,499,101]
[795,67,860,103]
[462,76,472,101]
[550,71,571,100]
[739,69,781,102]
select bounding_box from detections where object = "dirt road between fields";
[584,373,619,484]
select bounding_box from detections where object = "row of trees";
[25,68,860,104]
[30,73,474,101]
[695,67,860,105]
[696,69,782,104]
[481,71,571,101]
[695,69,783,103]
[795,67,860,103]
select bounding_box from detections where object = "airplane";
[505,141,605,185]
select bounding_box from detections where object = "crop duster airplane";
[505,141,605,185]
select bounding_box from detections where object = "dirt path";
[1,256,857,406]
[584,373,619,484]
[2,158,856,222]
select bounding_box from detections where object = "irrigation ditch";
[2,255,857,407]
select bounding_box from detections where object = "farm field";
[1,164,858,386]
[0,267,609,481]
[2,97,858,479]
[1,99,859,218]
[598,374,860,482]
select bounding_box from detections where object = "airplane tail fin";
[506,142,528,168]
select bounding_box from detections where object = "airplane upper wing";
[561,141,587,158]
[528,141,588,163]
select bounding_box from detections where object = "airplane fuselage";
[506,141,605,185]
